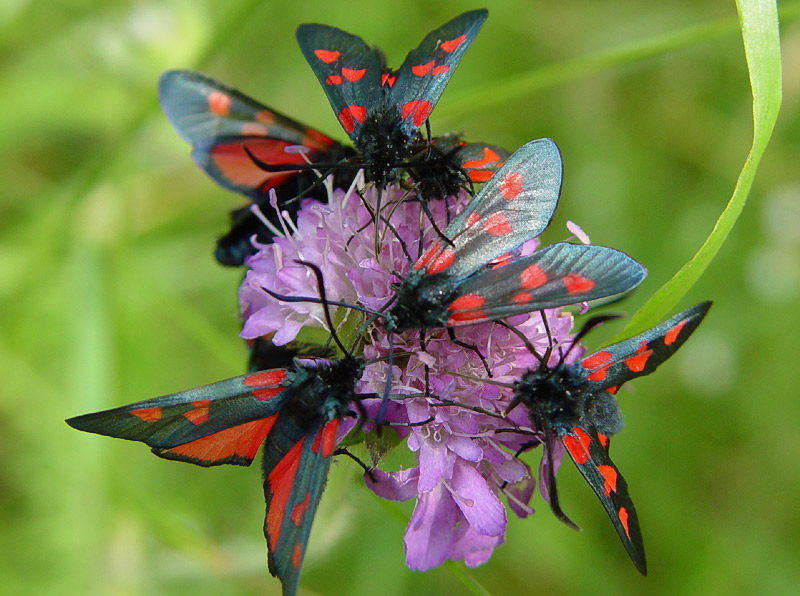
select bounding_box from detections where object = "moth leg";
[333,447,376,483]
[447,328,491,376]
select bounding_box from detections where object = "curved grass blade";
[616,0,782,340]
[440,4,797,123]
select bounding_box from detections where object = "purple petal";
[404,484,459,571]
[449,459,506,537]
[364,467,419,502]
[503,458,536,519]
[406,400,431,424]
[271,319,303,345]
[494,451,529,484]
[418,433,449,492]
[449,521,505,567]
[447,434,483,462]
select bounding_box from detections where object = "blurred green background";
[1,1,797,595]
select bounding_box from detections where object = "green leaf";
[613,0,782,340]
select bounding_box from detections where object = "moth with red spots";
[158,70,357,266]
[382,138,648,334]
[295,9,506,194]
[508,301,712,574]
[67,354,365,596]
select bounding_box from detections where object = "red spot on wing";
[520,264,547,289]
[576,428,591,449]
[245,370,288,400]
[183,405,209,426]
[446,293,488,325]
[415,240,441,270]
[209,140,305,188]
[446,311,488,325]
[401,100,432,127]
[625,341,653,373]
[311,419,340,457]
[512,291,532,304]
[432,65,450,75]
[246,370,287,386]
[488,253,512,269]
[166,416,277,464]
[426,247,456,275]
[583,350,612,369]
[255,110,275,125]
[586,366,609,382]
[290,492,310,526]
[304,128,336,148]
[131,407,161,422]
[240,123,269,136]
[606,385,619,394]
[448,293,486,312]
[618,507,631,538]
[597,433,610,448]
[563,433,588,465]
[441,34,467,52]
[341,68,366,82]
[381,73,396,88]
[483,212,512,236]
[325,75,342,85]
[563,273,595,295]
[598,464,618,497]
[337,105,366,134]
[207,91,231,116]
[411,61,434,76]
[664,319,688,345]
[292,543,303,568]
[265,440,304,546]
[499,171,523,200]
[314,49,340,63]
[463,148,500,169]
[251,386,284,401]
[465,212,480,227]
[468,170,493,183]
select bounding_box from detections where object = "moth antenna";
[350,294,397,348]
[377,211,415,265]
[261,287,382,319]
[556,314,623,368]
[429,397,509,420]
[412,185,453,247]
[242,144,361,173]
[292,259,349,356]
[540,310,555,368]
[279,166,339,208]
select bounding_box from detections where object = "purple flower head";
[239,178,581,571]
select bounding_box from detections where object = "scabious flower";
[239,175,581,571]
